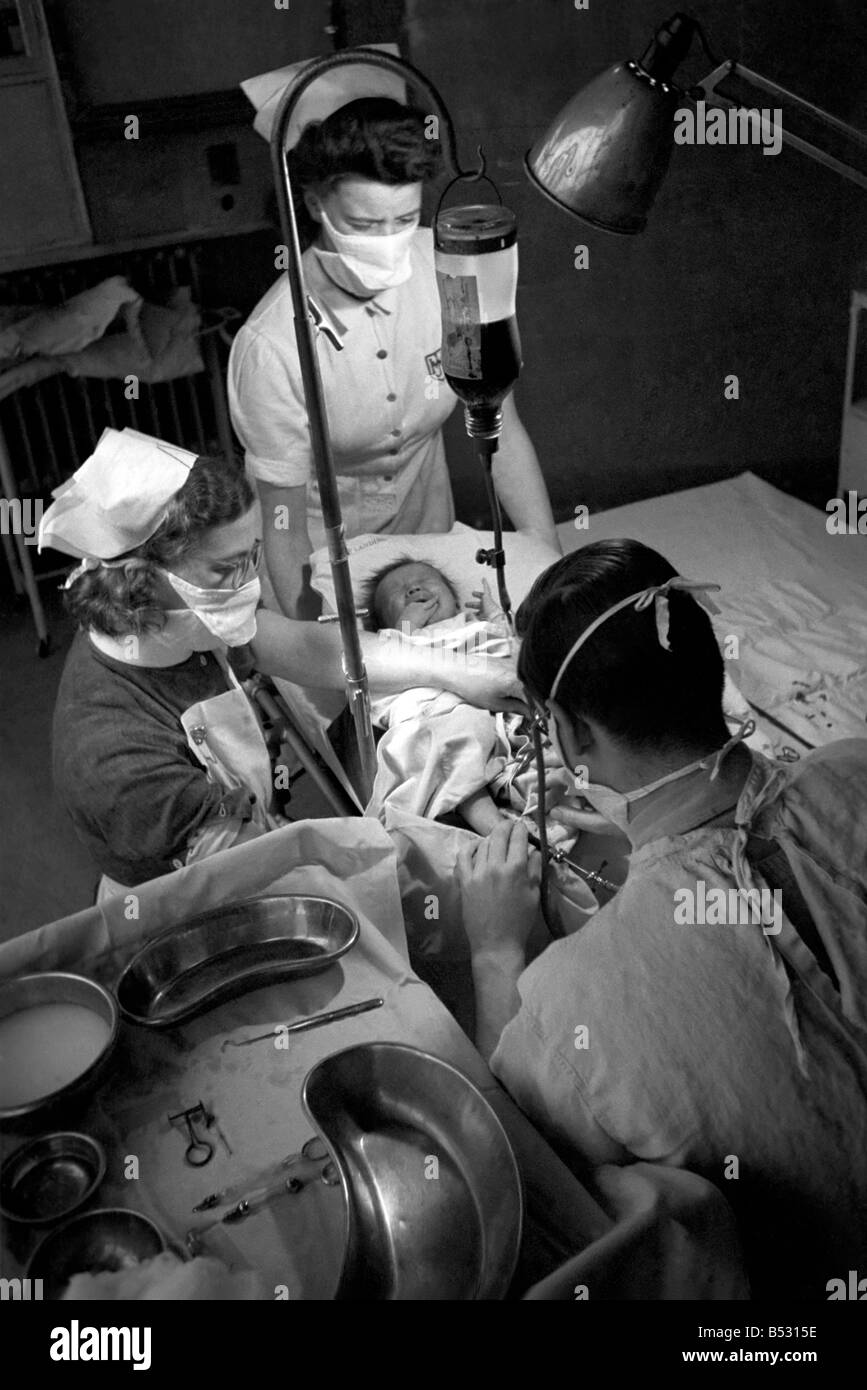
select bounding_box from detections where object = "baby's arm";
[457,788,510,835]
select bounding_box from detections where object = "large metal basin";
[303,1043,523,1300]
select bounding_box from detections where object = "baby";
[367,559,483,634]
[365,559,516,834]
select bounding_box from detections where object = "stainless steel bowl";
[26,1208,166,1300]
[0,972,119,1131]
[116,894,359,1027]
[304,1043,524,1300]
[0,1131,106,1224]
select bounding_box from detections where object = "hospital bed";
[285,470,867,982]
[296,469,867,813]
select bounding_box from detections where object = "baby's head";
[368,559,460,632]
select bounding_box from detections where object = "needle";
[526,830,619,893]
[220,996,384,1051]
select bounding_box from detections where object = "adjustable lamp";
[526,11,867,234]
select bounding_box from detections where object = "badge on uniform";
[425,349,445,381]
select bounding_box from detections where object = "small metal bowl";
[0,972,119,1131]
[27,1208,166,1300]
[0,1132,106,1225]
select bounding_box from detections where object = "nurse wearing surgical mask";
[456,538,867,1300]
[42,429,520,901]
[228,53,559,621]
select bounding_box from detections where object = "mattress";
[557,472,867,751]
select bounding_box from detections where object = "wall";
[47,0,327,103]
[32,0,867,522]
[401,0,867,521]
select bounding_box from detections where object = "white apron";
[97,655,281,903]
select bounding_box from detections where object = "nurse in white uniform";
[229,53,559,620]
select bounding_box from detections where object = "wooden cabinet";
[0,0,92,263]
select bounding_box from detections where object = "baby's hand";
[545,821,575,849]
[466,579,506,624]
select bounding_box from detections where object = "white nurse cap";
[241,42,407,148]
[38,427,197,561]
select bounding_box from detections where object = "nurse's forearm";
[259,483,320,620]
[493,446,559,549]
[252,611,521,706]
[264,531,321,621]
[493,399,560,551]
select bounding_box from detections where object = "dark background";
[14,0,867,522]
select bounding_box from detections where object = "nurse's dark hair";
[64,455,255,638]
[516,539,729,753]
[288,97,441,245]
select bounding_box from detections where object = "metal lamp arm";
[692,60,867,192]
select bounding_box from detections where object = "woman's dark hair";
[64,455,255,638]
[288,97,442,246]
[516,539,728,753]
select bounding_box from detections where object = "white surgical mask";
[313,206,416,295]
[548,719,753,838]
[161,570,261,646]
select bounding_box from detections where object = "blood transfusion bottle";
[434,205,522,432]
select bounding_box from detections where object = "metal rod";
[9,394,38,492]
[221,996,384,1050]
[251,680,359,816]
[77,376,98,447]
[0,421,50,651]
[477,437,514,629]
[268,51,475,805]
[697,60,867,190]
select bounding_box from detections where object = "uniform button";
[386,393,397,402]
[199,655,207,667]
[390,429,401,437]
[376,349,388,359]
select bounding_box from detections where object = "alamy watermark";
[0,497,42,546]
[674,101,783,156]
[826,492,867,534]
[674,881,782,935]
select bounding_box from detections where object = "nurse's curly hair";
[517,539,729,754]
[63,455,254,638]
[288,97,442,246]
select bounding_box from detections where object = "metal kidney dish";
[303,1042,524,1300]
[116,896,359,1027]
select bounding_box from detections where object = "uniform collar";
[303,244,396,344]
[628,742,754,850]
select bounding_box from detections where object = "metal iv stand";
[268,49,486,802]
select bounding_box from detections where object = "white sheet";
[558,472,867,751]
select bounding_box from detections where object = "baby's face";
[376,562,459,631]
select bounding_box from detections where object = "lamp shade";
[525,61,680,234]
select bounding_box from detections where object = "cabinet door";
[0,0,91,263]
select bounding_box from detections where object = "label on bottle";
[436,272,483,380]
